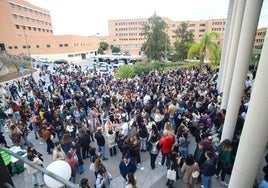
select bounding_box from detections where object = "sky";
[26,0,268,36]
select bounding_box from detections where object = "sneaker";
[158,162,162,166]
[102,158,108,161]
[220,181,229,187]
[215,174,220,179]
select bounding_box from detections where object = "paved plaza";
[6,129,230,188]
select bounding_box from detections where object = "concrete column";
[228,3,266,187]
[219,0,238,93]
[217,0,235,92]
[220,0,246,109]
[220,0,263,142]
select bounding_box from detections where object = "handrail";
[0,145,80,188]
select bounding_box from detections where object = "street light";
[164,25,169,63]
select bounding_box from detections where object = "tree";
[188,32,220,67]
[115,65,135,78]
[141,12,170,61]
[99,42,109,51]
[111,46,121,53]
[174,22,194,61]
[97,47,104,55]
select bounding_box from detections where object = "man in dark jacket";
[78,128,91,159]
[119,155,136,187]
[94,127,108,160]
[201,151,216,188]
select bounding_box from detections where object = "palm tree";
[188,32,220,67]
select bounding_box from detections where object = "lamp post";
[164,25,169,63]
[22,25,33,67]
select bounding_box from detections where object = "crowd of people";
[0,62,259,188]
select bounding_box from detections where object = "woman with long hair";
[125,172,137,188]
[181,154,200,188]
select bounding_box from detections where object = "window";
[28,27,31,30]
[189,29,195,32]
[27,45,31,48]
[68,54,74,57]
[33,27,36,31]
[8,46,13,49]
[29,9,33,13]
[9,2,15,8]
[59,44,63,47]
[42,29,45,32]
[36,45,39,48]
[19,15,23,20]
[22,26,26,30]
[200,23,206,27]
[38,28,41,32]
[46,44,51,48]
[12,14,17,19]
[22,45,27,49]
[199,29,205,32]
[15,25,20,29]
[23,7,27,12]
[189,24,195,27]
[64,44,68,47]
[17,5,21,10]
[14,46,18,49]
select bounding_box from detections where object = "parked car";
[54,59,68,65]
[36,60,50,68]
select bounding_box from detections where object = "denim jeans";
[98,146,106,159]
[32,171,44,186]
[22,135,33,147]
[179,146,189,159]
[161,152,170,167]
[109,146,117,157]
[201,174,212,188]
[140,137,147,151]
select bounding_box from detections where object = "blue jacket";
[119,159,136,179]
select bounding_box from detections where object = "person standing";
[95,167,113,188]
[106,129,117,157]
[95,127,108,160]
[52,142,65,161]
[158,130,175,167]
[41,125,54,155]
[24,153,45,187]
[78,128,91,159]
[119,155,136,187]
[178,132,190,159]
[148,135,159,169]
[138,124,148,152]
[200,151,216,188]
[181,154,200,188]
[65,150,79,184]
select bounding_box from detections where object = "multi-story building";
[109,18,265,55]
[0,0,99,61]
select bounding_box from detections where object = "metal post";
[0,145,79,188]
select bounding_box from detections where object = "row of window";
[15,25,52,33]
[12,14,52,26]
[115,27,143,31]
[255,39,264,43]
[9,2,50,18]
[118,38,145,41]
[212,28,224,31]
[212,22,225,25]
[7,43,95,50]
[115,21,147,26]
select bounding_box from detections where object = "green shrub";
[115,65,135,78]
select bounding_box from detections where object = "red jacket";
[158,135,174,154]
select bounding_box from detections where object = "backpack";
[11,132,21,143]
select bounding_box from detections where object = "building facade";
[0,0,99,61]
[109,17,266,55]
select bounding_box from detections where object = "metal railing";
[0,145,80,188]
